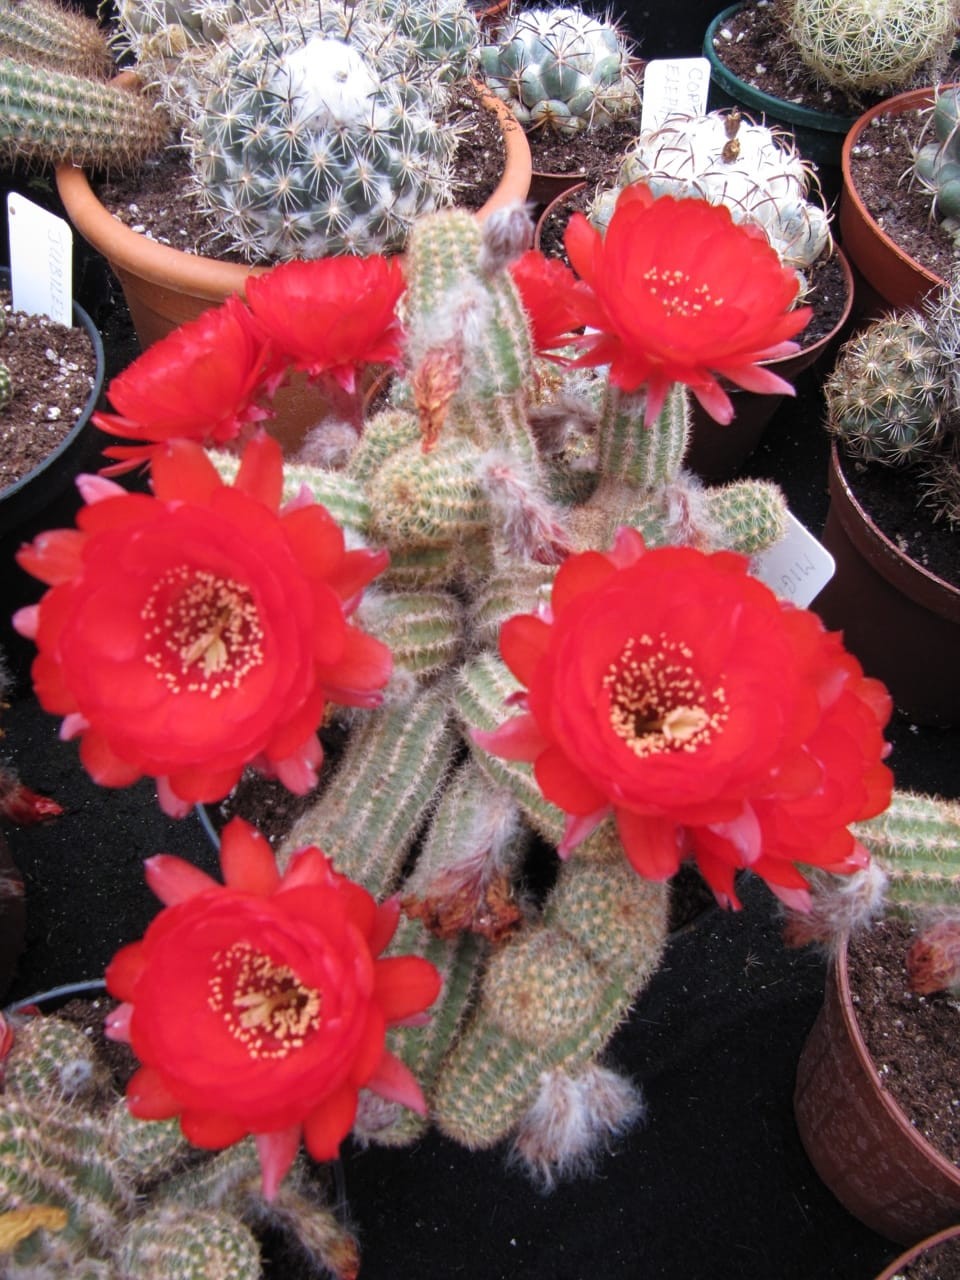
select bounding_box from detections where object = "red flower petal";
[219,818,281,896]
[365,1048,428,1114]
[303,1084,359,1162]
[373,955,442,1024]
[144,855,221,906]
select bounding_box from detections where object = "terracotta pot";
[55,79,531,453]
[794,936,960,1245]
[811,443,960,727]
[874,1225,960,1279]
[535,185,856,483]
[0,268,106,537]
[704,3,857,171]
[839,87,950,312]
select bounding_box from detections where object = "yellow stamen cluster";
[641,266,724,319]
[208,941,322,1061]
[142,565,265,698]
[604,633,728,758]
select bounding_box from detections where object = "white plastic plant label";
[6,192,73,326]
[752,511,836,607]
[640,58,711,134]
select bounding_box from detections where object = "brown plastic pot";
[794,937,960,1245]
[874,1225,960,1279]
[811,444,960,727]
[839,87,950,312]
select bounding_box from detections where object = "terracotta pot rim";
[874,1223,960,1280]
[704,1,858,133]
[834,936,960,1190]
[55,79,532,300]
[828,442,960,621]
[841,85,954,295]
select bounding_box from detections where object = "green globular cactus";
[479,5,640,136]
[590,109,831,274]
[0,57,171,172]
[782,0,959,94]
[824,273,960,526]
[0,1013,357,1279]
[183,3,462,261]
[913,86,960,236]
[823,311,949,463]
[0,0,112,80]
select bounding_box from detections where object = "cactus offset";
[0,0,112,79]
[479,6,640,137]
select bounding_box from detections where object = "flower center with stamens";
[641,266,724,319]
[142,566,265,698]
[604,633,729,758]
[208,941,322,1061]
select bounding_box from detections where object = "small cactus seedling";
[589,109,831,273]
[479,5,640,136]
[780,0,959,94]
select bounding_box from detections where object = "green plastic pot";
[703,3,857,169]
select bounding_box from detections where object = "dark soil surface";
[0,291,100,492]
[896,1235,960,1279]
[708,0,959,118]
[836,446,959,589]
[96,83,507,264]
[527,116,640,187]
[847,915,960,1166]
[847,105,960,283]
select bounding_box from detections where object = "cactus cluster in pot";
[0,0,486,263]
[0,1009,359,1278]
[478,5,641,138]
[913,84,960,242]
[11,172,960,1250]
[773,0,960,97]
[823,271,960,526]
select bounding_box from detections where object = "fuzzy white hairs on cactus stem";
[282,37,382,130]
[781,861,890,954]
[480,450,576,563]
[478,201,534,276]
[509,1065,647,1192]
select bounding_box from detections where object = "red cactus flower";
[564,185,812,426]
[93,296,273,468]
[509,249,584,357]
[473,529,893,911]
[14,434,391,816]
[105,817,441,1198]
[244,255,406,393]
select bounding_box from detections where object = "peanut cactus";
[589,109,831,274]
[824,273,960,525]
[0,1012,358,1278]
[780,0,959,94]
[0,0,112,80]
[201,201,810,1174]
[479,5,640,137]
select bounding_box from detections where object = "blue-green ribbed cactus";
[479,6,640,137]
[914,86,960,237]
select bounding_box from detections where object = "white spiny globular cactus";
[183,0,471,261]
[781,0,959,95]
[479,5,640,136]
[588,109,831,274]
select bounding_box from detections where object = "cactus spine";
[0,0,112,79]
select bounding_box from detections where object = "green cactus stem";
[856,790,960,912]
[0,57,170,171]
[0,360,12,412]
[0,0,113,80]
